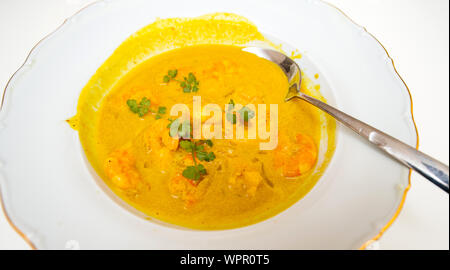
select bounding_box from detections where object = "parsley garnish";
[226,99,237,124]
[199,139,213,147]
[179,139,215,181]
[182,164,207,181]
[240,107,256,122]
[158,106,167,114]
[127,97,151,117]
[163,69,178,83]
[226,99,255,124]
[197,151,216,162]
[154,106,166,119]
[163,69,200,93]
[168,118,191,138]
[180,73,199,93]
[167,118,174,128]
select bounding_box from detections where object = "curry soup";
[76,44,335,229]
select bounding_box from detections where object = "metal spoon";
[243,46,449,193]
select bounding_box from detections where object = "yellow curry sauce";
[70,14,336,230]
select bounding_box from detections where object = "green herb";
[226,110,237,124]
[200,139,213,147]
[240,107,255,122]
[163,69,200,93]
[179,140,195,151]
[179,139,215,181]
[168,119,191,138]
[182,164,207,181]
[158,106,167,114]
[168,69,177,78]
[154,106,166,120]
[163,69,178,83]
[226,99,255,124]
[226,99,237,124]
[180,73,199,93]
[127,97,151,117]
[167,118,174,128]
[197,151,216,162]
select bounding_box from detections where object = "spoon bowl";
[243,47,302,101]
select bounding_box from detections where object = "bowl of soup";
[73,46,336,230]
[0,0,416,249]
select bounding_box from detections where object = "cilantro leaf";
[167,118,174,128]
[197,151,216,162]
[127,99,139,113]
[240,107,255,122]
[200,139,213,147]
[168,69,178,78]
[158,106,167,114]
[197,164,207,174]
[179,140,194,151]
[163,69,200,93]
[168,119,191,138]
[180,73,200,93]
[226,111,237,124]
[127,97,151,117]
[225,99,255,124]
[163,69,178,83]
[153,106,167,120]
[182,164,207,181]
[140,97,150,107]
[182,166,200,180]
[207,152,216,161]
[195,144,205,152]
[179,138,215,181]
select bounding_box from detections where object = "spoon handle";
[297,93,449,192]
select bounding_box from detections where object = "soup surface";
[72,14,336,229]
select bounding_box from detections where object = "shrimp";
[273,133,317,177]
[139,120,180,173]
[168,153,213,207]
[104,149,140,190]
[168,174,201,208]
[228,161,264,197]
[141,120,179,152]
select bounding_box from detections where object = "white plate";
[0,0,417,249]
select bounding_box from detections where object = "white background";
[0,0,448,250]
